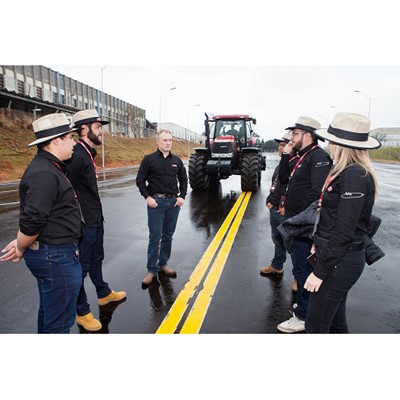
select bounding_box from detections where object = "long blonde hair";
[323,143,378,199]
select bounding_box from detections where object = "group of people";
[260,113,381,333]
[0,110,127,333]
[0,107,381,335]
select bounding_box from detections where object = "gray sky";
[49,65,400,141]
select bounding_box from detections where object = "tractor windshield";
[213,120,246,141]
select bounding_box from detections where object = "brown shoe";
[142,272,156,287]
[160,265,177,278]
[260,265,284,275]
[98,290,127,306]
[292,279,298,292]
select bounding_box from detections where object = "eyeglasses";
[291,130,307,137]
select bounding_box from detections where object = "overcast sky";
[48,65,400,141]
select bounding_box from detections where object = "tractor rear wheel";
[241,153,260,191]
[189,153,209,191]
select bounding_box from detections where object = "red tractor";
[189,114,266,191]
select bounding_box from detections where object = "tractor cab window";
[214,120,246,141]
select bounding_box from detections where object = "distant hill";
[0,110,197,183]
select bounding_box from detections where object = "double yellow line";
[156,191,252,334]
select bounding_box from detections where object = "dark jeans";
[24,243,82,333]
[289,237,313,320]
[269,207,286,270]
[305,249,365,333]
[77,224,111,316]
[147,197,181,274]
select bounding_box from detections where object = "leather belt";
[152,193,174,198]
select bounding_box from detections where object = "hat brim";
[315,129,381,150]
[274,138,290,144]
[27,127,80,147]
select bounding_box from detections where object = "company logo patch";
[171,164,178,167]
[315,162,330,168]
[341,192,364,199]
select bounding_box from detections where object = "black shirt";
[19,149,81,244]
[283,144,332,218]
[136,149,187,199]
[314,165,376,280]
[66,140,103,226]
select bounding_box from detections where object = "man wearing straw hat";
[67,109,126,332]
[0,113,82,333]
[276,116,332,333]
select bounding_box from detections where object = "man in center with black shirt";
[136,130,188,288]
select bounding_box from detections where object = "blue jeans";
[77,224,111,316]
[147,197,181,274]
[269,208,287,270]
[24,242,82,333]
[289,237,313,321]
[306,249,365,333]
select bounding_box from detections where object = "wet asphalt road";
[0,155,399,334]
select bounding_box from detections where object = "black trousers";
[305,248,365,333]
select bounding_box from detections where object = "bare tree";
[127,106,145,138]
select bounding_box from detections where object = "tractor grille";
[211,141,234,156]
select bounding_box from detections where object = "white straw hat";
[28,113,79,147]
[274,131,292,143]
[73,109,109,127]
[286,116,321,134]
[315,112,381,149]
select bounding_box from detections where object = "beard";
[292,138,303,153]
[88,128,102,145]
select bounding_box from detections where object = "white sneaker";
[277,315,305,333]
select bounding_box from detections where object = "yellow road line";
[156,191,246,334]
[180,191,252,334]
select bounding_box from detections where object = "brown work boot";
[260,265,284,275]
[142,272,156,287]
[98,290,127,306]
[160,265,177,278]
[292,279,298,292]
[76,312,102,331]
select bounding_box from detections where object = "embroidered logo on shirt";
[315,162,330,168]
[341,192,364,199]
[171,164,178,167]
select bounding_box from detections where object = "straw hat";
[274,131,292,143]
[73,109,109,128]
[286,116,321,134]
[28,113,79,147]
[314,112,381,149]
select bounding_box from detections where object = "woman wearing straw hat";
[304,112,381,333]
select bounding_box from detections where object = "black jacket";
[283,144,332,218]
[19,149,81,244]
[66,140,103,226]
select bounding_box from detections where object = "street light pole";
[187,104,200,157]
[101,65,108,168]
[158,87,176,133]
[354,90,371,119]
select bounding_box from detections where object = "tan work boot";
[260,265,284,275]
[98,290,127,306]
[160,265,177,278]
[292,279,298,292]
[142,272,156,288]
[76,312,102,331]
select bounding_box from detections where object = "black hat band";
[328,125,368,142]
[35,124,70,140]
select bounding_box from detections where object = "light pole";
[187,104,200,157]
[354,90,371,118]
[101,65,108,168]
[158,87,176,133]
